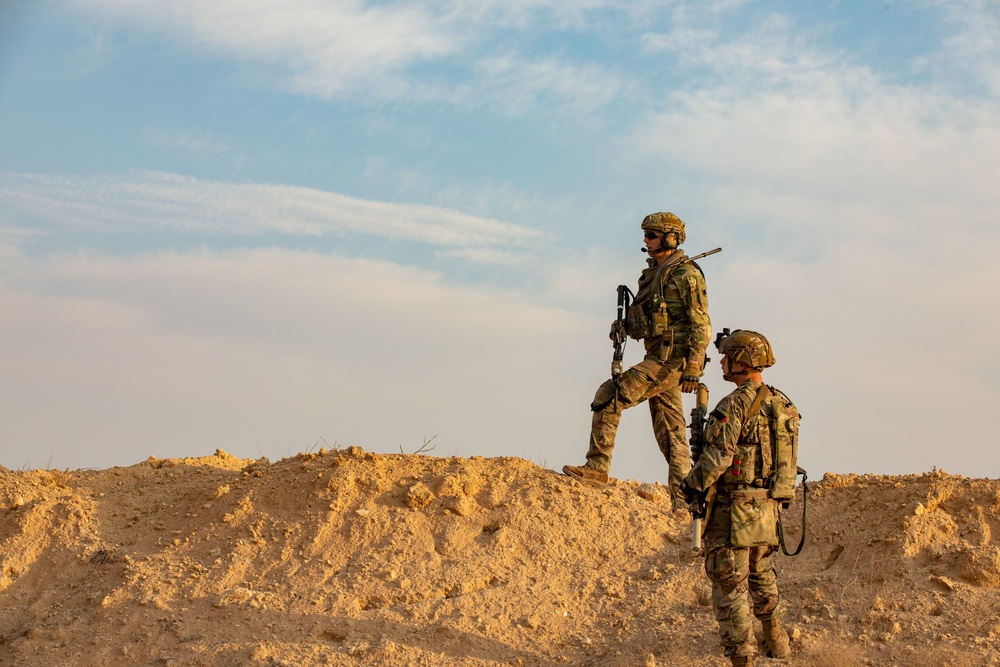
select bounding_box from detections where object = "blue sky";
[1,0,998,480]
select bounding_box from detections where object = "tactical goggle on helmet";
[640,212,686,245]
[714,328,776,370]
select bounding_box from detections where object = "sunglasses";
[643,231,659,239]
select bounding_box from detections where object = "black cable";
[778,467,808,556]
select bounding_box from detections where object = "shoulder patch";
[710,409,727,423]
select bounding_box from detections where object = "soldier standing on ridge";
[562,212,711,510]
[681,330,795,666]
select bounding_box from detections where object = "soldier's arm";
[675,264,711,366]
[685,392,748,492]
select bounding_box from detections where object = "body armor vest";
[722,384,801,501]
[625,251,698,341]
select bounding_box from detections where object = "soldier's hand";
[609,320,626,343]
[680,360,701,393]
[679,478,697,505]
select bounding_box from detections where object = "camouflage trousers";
[703,492,782,658]
[586,356,691,506]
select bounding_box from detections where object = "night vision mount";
[714,327,732,351]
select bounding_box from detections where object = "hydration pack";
[761,387,801,501]
[727,384,802,500]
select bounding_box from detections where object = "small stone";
[637,484,665,503]
[404,483,435,509]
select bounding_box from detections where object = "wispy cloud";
[0,171,545,254]
[69,0,632,111]
[144,128,236,158]
[927,0,1000,96]
[73,0,461,98]
[0,244,602,471]
[472,54,626,115]
[625,5,1000,257]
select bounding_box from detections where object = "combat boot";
[762,619,790,659]
[730,656,752,667]
[561,464,609,488]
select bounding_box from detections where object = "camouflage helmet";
[717,329,775,370]
[641,212,686,245]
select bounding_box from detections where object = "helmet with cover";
[717,329,775,370]
[641,212,686,246]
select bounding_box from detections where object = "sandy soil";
[1,447,998,666]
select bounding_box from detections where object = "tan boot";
[730,656,752,667]
[561,464,609,488]
[762,619,790,659]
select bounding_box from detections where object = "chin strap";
[723,369,751,382]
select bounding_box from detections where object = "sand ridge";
[1,447,998,666]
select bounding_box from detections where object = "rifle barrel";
[687,247,722,263]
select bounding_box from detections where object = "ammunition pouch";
[626,302,649,340]
[650,330,674,362]
[722,444,758,486]
[649,296,669,336]
[730,488,779,548]
[627,297,672,342]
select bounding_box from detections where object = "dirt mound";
[1,449,998,666]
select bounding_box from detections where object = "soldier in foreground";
[563,212,711,510]
[681,330,799,666]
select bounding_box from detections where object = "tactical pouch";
[653,330,674,362]
[626,303,650,340]
[730,488,778,548]
[722,444,757,486]
[768,396,801,501]
[649,296,669,336]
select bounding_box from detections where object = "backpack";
[761,387,802,501]
[756,385,807,556]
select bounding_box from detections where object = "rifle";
[611,284,634,410]
[689,383,714,553]
[681,246,722,265]
[689,383,709,462]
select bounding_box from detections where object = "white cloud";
[68,0,632,110]
[0,171,544,253]
[72,0,461,98]
[624,8,1000,256]
[144,128,236,158]
[472,54,627,115]
[7,2,1000,481]
[0,244,611,473]
[927,0,1000,96]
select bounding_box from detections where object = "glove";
[680,360,701,393]
[609,320,627,343]
[679,478,698,505]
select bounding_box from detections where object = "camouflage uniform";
[685,378,783,659]
[585,247,711,506]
